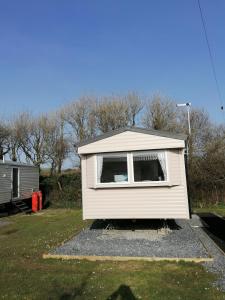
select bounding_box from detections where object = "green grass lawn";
[193,203,225,217]
[0,209,225,300]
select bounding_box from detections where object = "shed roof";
[78,127,187,147]
[0,160,37,168]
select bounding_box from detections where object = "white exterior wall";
[78,131,185,154]
[81,149,189,220]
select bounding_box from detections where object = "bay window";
[96,150,167,185]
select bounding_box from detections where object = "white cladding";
[78,130,189,220]
[78,131,185,154]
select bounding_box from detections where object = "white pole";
[187,105,191,135]
[176,102,191,135]
[176,102,192,156]
[176,102,192,217]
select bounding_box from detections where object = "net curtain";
[133,151,167,179]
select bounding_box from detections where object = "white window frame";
[95,150,169,188]
[131,150,169,184]
[95,152,131,186]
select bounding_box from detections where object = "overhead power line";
[197,0,224,112]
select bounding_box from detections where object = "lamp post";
[176,102,191,135]
[176,102,192,218]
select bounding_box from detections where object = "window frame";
[95,150,169,188]
[131,150,169,184]
[95,152,131,186]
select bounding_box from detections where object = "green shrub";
[40,171,81,208]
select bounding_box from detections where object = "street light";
[177,103,192,217]
[176,103,191,135]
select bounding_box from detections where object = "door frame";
[11,167,20,200]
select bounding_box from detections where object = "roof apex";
[78,127,187,148]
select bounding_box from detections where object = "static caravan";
[78,127,190,220]
[0,160,39,206]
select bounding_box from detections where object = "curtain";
[133,151,167,180]
[104,156,127,162]
[133,152,158,161]
[157,152,167,180]
[97,155,103,183]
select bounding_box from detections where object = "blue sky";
[0,0,225,123]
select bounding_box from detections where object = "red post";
[32,192,38,212]
[38,191,43,210]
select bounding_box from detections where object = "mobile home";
[78,127,190,220]
[0,160,39,205]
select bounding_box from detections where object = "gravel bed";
[52,218,209,258]
[191,220,225,291]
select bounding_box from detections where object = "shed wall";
[0,164,39,204]
[19,166,39,199]
[0,164,12,204]
[82,149,189,219]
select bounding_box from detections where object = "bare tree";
[177,108,212,157]
[125,91,144,126]
[45,111,69,174]
[95,95,132,133]
[7,117,22,162]
[63,93,144,150]
[141,97,212,157]
[202,125,225,182]
[189,124,225,206]
[63,96,97,150]
[142,95,178,131]
[0,121,10,160]
[15,112,51,167]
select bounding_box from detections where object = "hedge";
[40,171,81,208]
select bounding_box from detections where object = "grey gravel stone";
[52,218,209,258]
[188,214,225,291]
[189,214,205,228]
[193,226,225,291]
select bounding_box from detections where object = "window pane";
[133,151,166,182]
[98,154,128,183]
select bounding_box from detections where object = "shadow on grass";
[106,284,137,300]
[59,281,136,300]
[198,213,225,252]
[59,274,90,299]
[0,200,32,217]
[90,219,181,231]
